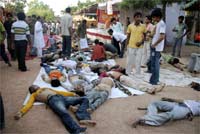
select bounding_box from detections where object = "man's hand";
[151,43,156,48]
[14,112,22,120]
[136,42,142,47]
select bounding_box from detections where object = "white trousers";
[141,41,151,66]
[126,48,142,75]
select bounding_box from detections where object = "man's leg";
[177,38,183,57]
[18,41,28,71]
[112,38,120,56]
[66,36,71,57]
[0,94,5,129]
[126,48,136,75]
[0,43,11,66]
[150,49,160,85]
[172,38,178,56]
[134,101,178,126]
[62,36,67,57]
[119,40,126,58]
[7,37,16,60]
[135,48,143,75]
[48,95,86,133]
[87,91,109,111]
[141,41,148,66]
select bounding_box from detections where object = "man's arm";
[0,22,6,44]
[151,33,165,48]
[51,89,77,97]
[14,93,36,120]
[161,97,184,103]
[41,74,51,83]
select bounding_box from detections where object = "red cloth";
[91,44,105,61]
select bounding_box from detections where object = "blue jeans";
[172,37,183,57]
[42,64,64,74]
[149,48,160,85]
[48,95,90,133]
[62,35,71,57]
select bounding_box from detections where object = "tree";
[4,0,27,13]
[27,0,55,21]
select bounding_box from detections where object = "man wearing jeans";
[14,85,96,134]
[61,7,73,58]
[149,8,166,85]
[126,12,146,76]
[172,16,188,57]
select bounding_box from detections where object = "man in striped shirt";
[11,12,31,72]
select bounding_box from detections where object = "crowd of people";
[0,5,199,134]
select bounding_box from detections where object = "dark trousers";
[48,95,90,133]
[119,40,126,58]
[7,37,16,60]
[112,37,120,56]
[0,94,5,129]
[14,40,27,71]
[149,48,161,85]
[0,43,9,64]
[62,35,71,57]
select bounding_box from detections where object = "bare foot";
[87,108,93,114]
[79,120,96,127]
[156,83,166,92]
[69,105,78,113]
[131,119,144,128]
[147,88,156,95]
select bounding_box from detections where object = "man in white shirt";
[149,8,166,85]
[108,29,127,58]
[110,17,123,33]
[132,97,200,127]
[61,7,73,58]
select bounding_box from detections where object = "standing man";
[110,17,123,33]
[0,20,11,66]
[34,16,45,58]
[141,15,154,67]
[149,8,166,85]
[172,16,188,57]
[61,7,73,58]
[126,12,146,76]
[77,19,88,50]
[11,12,31,72]
[4,13,15,60]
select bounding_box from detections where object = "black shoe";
[7,62,12,67]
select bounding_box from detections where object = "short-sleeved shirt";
[91,44,105,60]
[152,20,166,52]
[111,22,123,33]
[0,21,5,43]
[61,13,72,36]
[173,23,187,38]
[127,23,146,48]
[11,20,30,41]
[184,100,200,116]
[112,32,127,43]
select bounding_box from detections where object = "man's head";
[145,15,152,24]
[37,16,41,21]
[99,42,104,46]
[178,16,184,24]
[110,17,117,24]
[6,13,12,20]
[151,8,162,23]
[94,39,99,45]
[29,85,40,94]
[108,29,113,36]
[82,19,87,25]
[17,12,26,21]
[65,7,71,13]
[51,78,61,87]
[133,12,142,25]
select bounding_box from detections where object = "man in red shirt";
[91,39,106,62]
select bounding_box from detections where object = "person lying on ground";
[14,85,96,134]
[106,71,165,94]
[41,50,62,64]
[41,63,67,87]
[69,77,114,113]
[132,97,200,127]
[161,53,184,71]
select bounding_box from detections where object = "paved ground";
[0,45,200,134]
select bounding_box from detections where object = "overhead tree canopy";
[27,0,55,21]
[4,0,27,13]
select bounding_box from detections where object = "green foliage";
[4,0,26,13]
[27,0,55,21]
[72,0,96,13]
[120,0,158,10]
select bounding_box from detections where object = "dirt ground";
[0,45,200,134]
